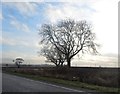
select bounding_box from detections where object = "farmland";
[2,66,119,88]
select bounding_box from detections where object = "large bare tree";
[39,19,99,67]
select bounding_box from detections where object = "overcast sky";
[1,0,119,67]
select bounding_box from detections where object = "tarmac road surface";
[2,73,103,94]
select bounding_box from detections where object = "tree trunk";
[67,59,71,67]
[60,61,64,67]
[18,65,20,68]
[55,62,59,67]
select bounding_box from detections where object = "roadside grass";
[3,70,119,93]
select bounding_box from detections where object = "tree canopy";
[13,57,24,68]
[39,19,99,67]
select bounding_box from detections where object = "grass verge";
[3,71,119,93]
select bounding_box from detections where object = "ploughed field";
[2,66,119,88]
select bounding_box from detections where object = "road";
[2,73,100,93]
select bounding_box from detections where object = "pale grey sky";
[1,0,119,67]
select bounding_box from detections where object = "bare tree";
[41,46,66,67]
[13,58,24,68]
[39,19,99,67]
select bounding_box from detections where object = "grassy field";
[2,67,120,93]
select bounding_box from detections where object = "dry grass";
[3,67,119,88]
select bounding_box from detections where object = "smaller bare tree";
[41,46,66,67]
[13,58,24,68]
